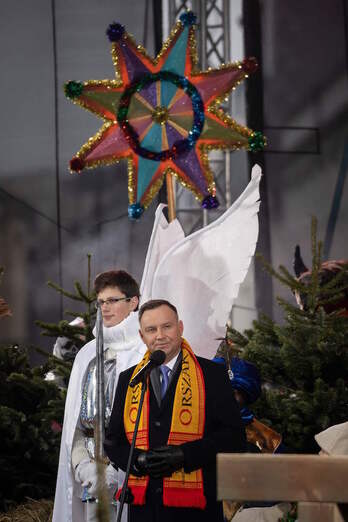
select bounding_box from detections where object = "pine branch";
[277,265,305,292]
[256,253,293,288]
[64,310,85,319]
[311,217,320,271]
[319,292,347,306]
[58,320,85,335]
[74,281,94,303]
[35,321,63,337]
[33,345,51,359]
[321,266,348,291]
[256,254,307,295]
[225,325,249,347]
[320,285,348,297]
[47,281,81,301]
[306,218,322,311]
[276,297,310,319]
[49,354,73,371]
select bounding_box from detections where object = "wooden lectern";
[217,454,348,521]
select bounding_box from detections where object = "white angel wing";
[140,203,185,304]
[149,164,262,358]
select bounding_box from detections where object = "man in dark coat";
[105,299,246,522]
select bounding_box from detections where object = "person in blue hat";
[212,356,291,521]
[213,356,283,453]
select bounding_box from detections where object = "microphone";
[129,350,166,388]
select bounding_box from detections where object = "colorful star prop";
[65,11,265,219]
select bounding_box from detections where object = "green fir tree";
[0,343,63,511]
[220,219,348,453]
[0,256,97,512]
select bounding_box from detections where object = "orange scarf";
[118,339,206,508]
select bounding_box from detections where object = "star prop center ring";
[117,70,205,161]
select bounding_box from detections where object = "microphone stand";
[116,374,149,522]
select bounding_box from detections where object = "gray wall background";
[261,0,348,320]
[0,0,157,351]
[0,0,347,353]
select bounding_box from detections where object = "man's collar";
[165,350,181,371]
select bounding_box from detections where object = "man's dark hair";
[139,299,178,322]
[94,270,140,302]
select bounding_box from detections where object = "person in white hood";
[52,270,146,522]
[315,421,348,456]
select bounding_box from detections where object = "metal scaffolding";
[164,0,235,234]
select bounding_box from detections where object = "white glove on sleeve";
[75,459,98,497]
[75,460,118,497]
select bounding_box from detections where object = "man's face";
[139,305,183,363]
[97,286,138,328]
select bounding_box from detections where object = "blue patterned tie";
[160,365,171,398]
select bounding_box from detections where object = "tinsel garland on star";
[65,11,266,219]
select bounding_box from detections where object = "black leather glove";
[133,446,184,478]
[134,450,151,475]
[146,445,185,478]
[132,449,159,476]
[132,450,160,477]
[131,450,146,476]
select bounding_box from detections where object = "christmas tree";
[0,343,63,511]
[219,219,348,453]
[0,268,58,510]
[0,257,97,512]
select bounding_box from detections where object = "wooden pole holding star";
[166,172,176,222]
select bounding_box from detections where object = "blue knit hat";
[213,356,261,404]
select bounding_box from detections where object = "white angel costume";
[141,164,262,358]
[52,312,146,522]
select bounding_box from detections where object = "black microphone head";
[149,350,166,366]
